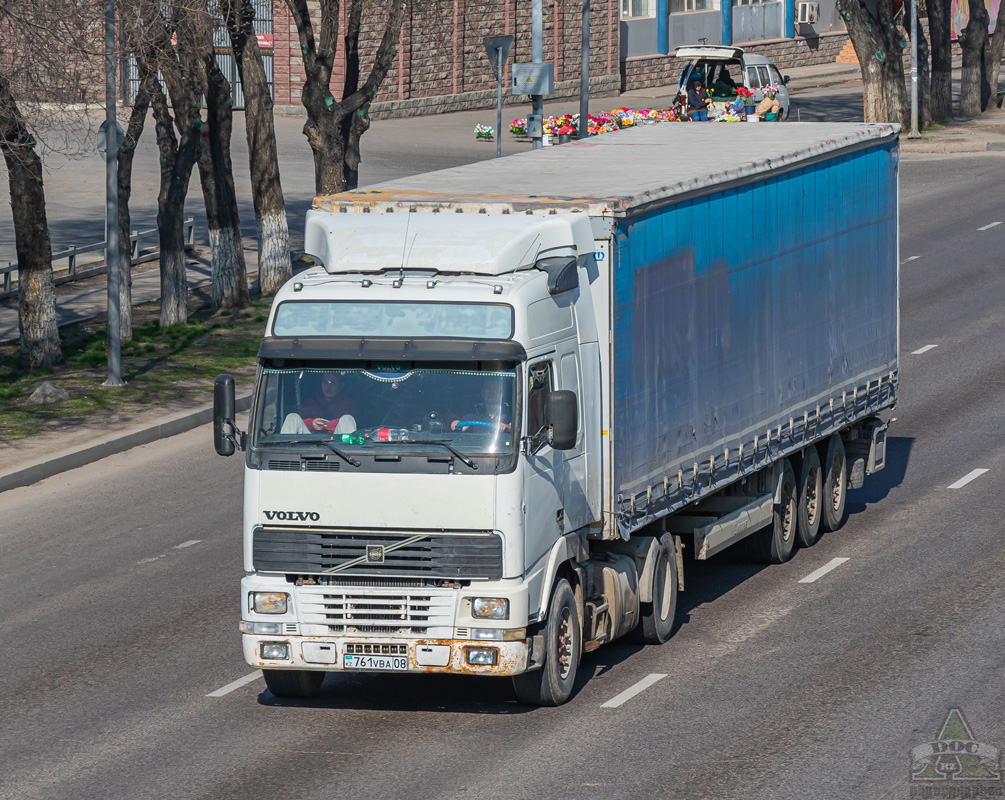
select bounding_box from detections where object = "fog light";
[252,592,289,614]
[240,620,283,635]
[465,647,499,666]
[260,641,290,660]
[470,597,509,620]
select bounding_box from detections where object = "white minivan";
[675,45,793,120]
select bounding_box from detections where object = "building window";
[735,0,766,5]
[621,0,655,18]
[670,0,714,12]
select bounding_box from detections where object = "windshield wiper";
[372,439,478,470]
[425,440,478,470]
[319,439,361,468]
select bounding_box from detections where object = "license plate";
[343,654,408,671]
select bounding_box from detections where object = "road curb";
[900,140,996,153]
[0,393,252,494]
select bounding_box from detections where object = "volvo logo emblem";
[366,545,385,564]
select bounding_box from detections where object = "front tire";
[634,533,679,644]
[796,446,823,547]
[263,669,325,699]
[819,434,848,532]
[513,578,581,707]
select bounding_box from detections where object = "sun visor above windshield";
[259,336,527,363]
[303,210,594,276]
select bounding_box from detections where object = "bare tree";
[222,0,291,295]
[958,0,990,116]
[928,0,954,120]
[193,13,249,308]
[0,0,99,369]
[837,0,909,125]
[286,0,406,195]
[0,72,61,369]
[116,69,157,341]
[126,0,205,327]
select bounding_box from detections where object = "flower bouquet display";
[510,118,527,136]
[474,124,494,141]
[735,86,755,115]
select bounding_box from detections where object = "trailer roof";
[314,122,899,217]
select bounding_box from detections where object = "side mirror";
[783,75,791,84]
[214,373,237,456]
[548,390,578,451]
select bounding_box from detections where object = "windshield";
[251,362,518,462]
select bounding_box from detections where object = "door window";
[746,67,763,89]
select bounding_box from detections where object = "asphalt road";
[3,150,1005,799]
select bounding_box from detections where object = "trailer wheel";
[263,669,325,699]
[796,446,823,547]
[819,434,848,532]
[634,533,679,644]
[744,458,797,564]
[513,578,580,707]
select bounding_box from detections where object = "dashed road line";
[601,673,667,708]
[207,671,263,698]
[902,255,920,263]
[911,344,938,355]
[798,557,850,584]
[977,221,1002,231]
[174,540,202,549]
[947,469,989,490]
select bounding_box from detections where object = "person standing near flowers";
[687,78,710,122]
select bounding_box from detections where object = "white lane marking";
[948,469,989,489]
[174,539,202,549]
[601,673,667,708]
[977,221,1002,231]
[911,344,938,355]
[136,556,161,565]
[902,255,920,263]
[207,671,263,698]
[798,557,850,584]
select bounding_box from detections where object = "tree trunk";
[197,53,249,309]
[983,0,1005,109]
[911,7,934,127]
[116,73,154,342]
[223,0,291,296]
[928,0,954,120]
[837,0,909,125]
[959,0,989,116]
[304,106,349,195]
[148,75,198,327]
[0,72,62,369]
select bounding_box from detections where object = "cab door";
[522,359,564,570]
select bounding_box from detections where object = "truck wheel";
[512,578,580,707]
[796,446,823,547]
[263,669,324,699]
[635,533,679,644]
[744,458,797,564]
[819,434,848,532]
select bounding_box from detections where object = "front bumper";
[243,634,530,676]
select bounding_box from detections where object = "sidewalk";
[3,56,1003,493]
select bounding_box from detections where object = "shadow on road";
[847,434,913,514]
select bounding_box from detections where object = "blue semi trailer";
[216,122,899,704]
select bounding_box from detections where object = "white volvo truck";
[213,123,899,705]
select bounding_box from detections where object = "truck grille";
[298,587,454,637]
[252,527,502,579]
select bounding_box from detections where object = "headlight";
[240,621,283,635]
[260,641,290,660]
[470,597,509,620]
[252,592,289,614]
[465,647,499,666]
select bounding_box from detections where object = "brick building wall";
[271,0,621,119]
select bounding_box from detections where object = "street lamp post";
[103,0,124,387]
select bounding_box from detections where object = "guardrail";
[0,217,195,300]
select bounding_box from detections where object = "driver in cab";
[451,378,512,432]
[281,371,358,435]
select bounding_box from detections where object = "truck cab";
[216,209,610,704]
